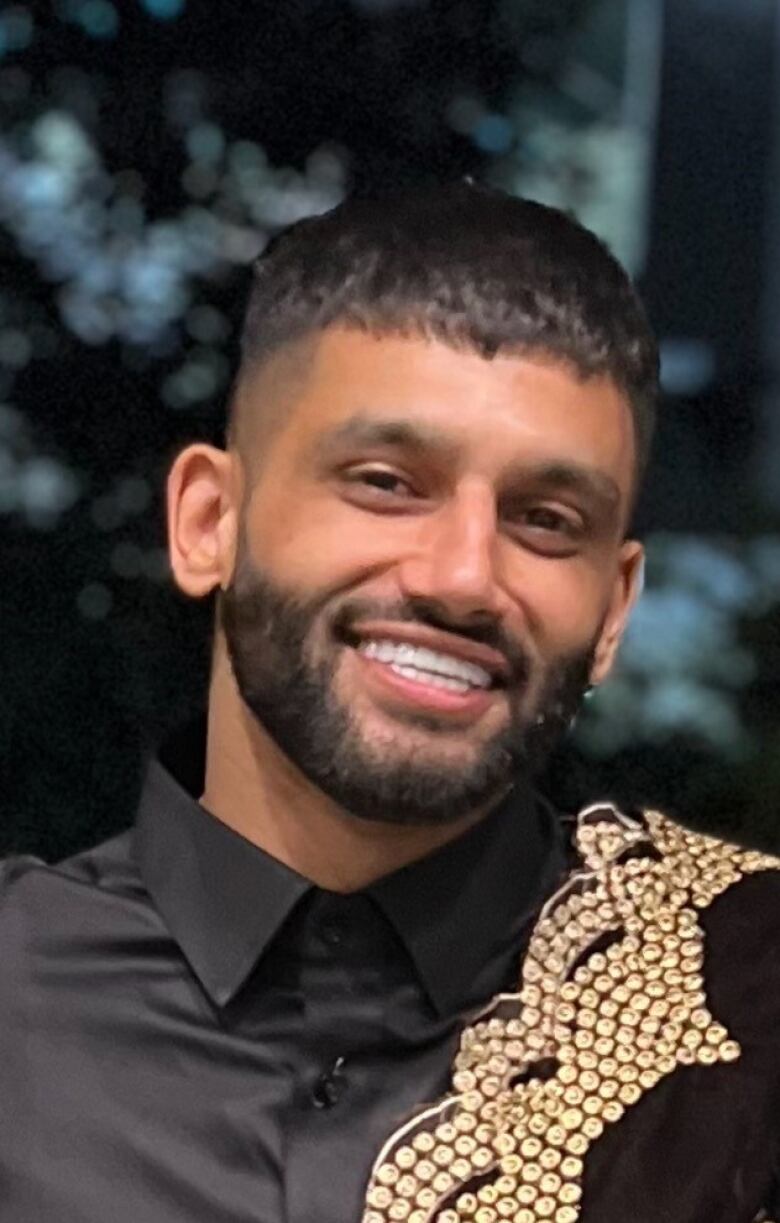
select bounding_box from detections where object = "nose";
[396,479,505,622]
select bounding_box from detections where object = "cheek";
[505,556,609,657]
[244,487,402,593]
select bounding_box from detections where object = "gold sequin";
[361,808,780,1223]
[555,1209,579,1223]
[389,1207,410,1221]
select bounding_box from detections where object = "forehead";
[245,326,636,501]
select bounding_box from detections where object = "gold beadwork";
[361,806,780,1223]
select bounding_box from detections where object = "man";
[1,183,778,1223]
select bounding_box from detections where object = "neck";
[200,649,492,892]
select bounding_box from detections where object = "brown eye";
[524,507,572,533]
[359,470,409,494]
[345,467,417,498]
[506,503,585,557]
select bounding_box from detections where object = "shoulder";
[0,831,160,1032]
[693,838,780,1034]
[643,808,780,931]
[0,829,148,949]
[594,806,780,1036]
[0,852,48,908]
[573,802,780,913]
[566,802,780,979]
[0,828,139,894]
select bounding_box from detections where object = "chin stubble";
[219,556,595,827]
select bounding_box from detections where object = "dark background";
[2,0,780,861]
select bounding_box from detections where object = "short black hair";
[235,180,659,482]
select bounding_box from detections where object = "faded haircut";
[231,180,659,481]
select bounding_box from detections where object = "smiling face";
[210,325,642,826]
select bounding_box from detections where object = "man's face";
[220,327,640,826]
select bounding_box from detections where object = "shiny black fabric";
[0,722,778,1222]
[0,722,563,1222]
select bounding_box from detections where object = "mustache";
[331,596,531,686]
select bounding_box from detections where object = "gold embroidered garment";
[361,806,780,1223]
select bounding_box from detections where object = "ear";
[166,444,240,598]
[589,540,644,687]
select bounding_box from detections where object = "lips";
[337,617,515,719]
[358,639,494,690]
[354,647,499,716]
[343,620,511,687]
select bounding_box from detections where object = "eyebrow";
[315,413,622,512]
[502,460,622,512]
[316,415,460,462]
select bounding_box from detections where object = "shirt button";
[311,1058,347,1108]
[320,917,347,947]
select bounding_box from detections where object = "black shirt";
[0,722,565,1222]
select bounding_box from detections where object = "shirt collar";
[135,717,564,1015]
[135,719,311,1008]
[368,783,564,1015]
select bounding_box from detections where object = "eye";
[341,466,420,504]
[523,506,575,533]
[506,503,586,555]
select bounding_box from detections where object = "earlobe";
[589,542,645,687]
[166,444,237,599]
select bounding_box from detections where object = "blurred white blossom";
[579,535,780,757]
[0,403,80,527]
[0,110,346,353]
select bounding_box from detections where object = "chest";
[0,952,777,1223]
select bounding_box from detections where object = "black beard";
[220,550,595,827]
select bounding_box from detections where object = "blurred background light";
[77,582,112,618]
[139,0,185,19]
[3,0,780,856]
[659,339,717,396]
[63,0,119,39]
[0,8,34,55]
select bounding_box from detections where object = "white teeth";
[358,639,493,688]
[389,663,471,693]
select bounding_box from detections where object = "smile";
[357,639,493,692]
[352,637,502,716]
